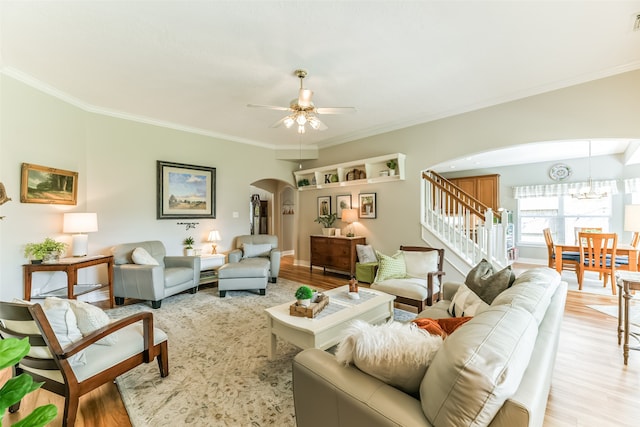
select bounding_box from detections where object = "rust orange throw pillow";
[412,317,472,338]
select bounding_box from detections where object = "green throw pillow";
[465,259,515,304]
[374,251,407,282]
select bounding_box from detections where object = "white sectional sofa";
[292,267,567,427]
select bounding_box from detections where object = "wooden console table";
[23,255,114,308]
[616,271,640,365]
[310,235,366,277]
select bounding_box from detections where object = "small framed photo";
[157,160,216,219]
[358,193,377,219]
[317,196,331,217]
[20,163,78,205]
[336,194,352,218]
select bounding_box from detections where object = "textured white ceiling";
[2,1,640,157]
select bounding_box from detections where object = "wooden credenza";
[310,235,366,276]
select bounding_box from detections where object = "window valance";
[513,179,619,199]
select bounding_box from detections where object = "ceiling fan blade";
[298,89,314,108]
[247,103,291,111]
[315,118,328,131]
[316,107,357,115]
[269,116,290,128]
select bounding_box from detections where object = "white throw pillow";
[335,320,443,394]
[242,243,272,258]
[132,247,159,265]
[68,299,118,345]
[448,284,489,317]
[43,297,86,366]
[403,250,439,278]
[356,244,377,264]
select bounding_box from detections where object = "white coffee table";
[265,285,395,360]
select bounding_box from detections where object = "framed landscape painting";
[359,192,377,219]
[20,163,78,205]
[157,160,216,219]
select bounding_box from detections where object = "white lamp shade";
[342,209,358,224]
[624,205,640,231]
[63,213,98,233]
[208,230,221,242]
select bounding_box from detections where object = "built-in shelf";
[294,153,406,190]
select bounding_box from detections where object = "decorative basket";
[289,293,329,318]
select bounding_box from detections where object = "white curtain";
[624,178,640,194]
[513,179,619,199]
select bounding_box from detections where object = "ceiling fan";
[247,69,356,134]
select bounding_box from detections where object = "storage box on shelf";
[294,153,405,190]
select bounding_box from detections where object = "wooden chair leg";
[64,391,80,427]
[157,341,169,377]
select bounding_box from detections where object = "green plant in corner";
[314,213,337,228]
[386,159,397,170]
[0,337,57,426]
[23,238,67,263]
[295,285,314,301]
[182,236,195,249]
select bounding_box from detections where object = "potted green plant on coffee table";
[295,285,314,307]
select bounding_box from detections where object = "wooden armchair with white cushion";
[370,246,445,311]
[0,298,168,427]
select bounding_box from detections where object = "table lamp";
[208,230,221,254]
[63,212,98,257]
[624,204,640,244]
[342,209,358,237]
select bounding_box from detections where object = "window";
[518,194,611,245]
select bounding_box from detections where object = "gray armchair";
[228,235,281,282]
[111,240,200,308]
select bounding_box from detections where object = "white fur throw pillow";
[132,247,159,265]
[448,284,489,317]
[335,320,443,394]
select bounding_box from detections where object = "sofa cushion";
[374,251,406,282]
[465,259,515,304]
[448,284,489,317]
[43,298,86,366]
[218,258,270,278]
[412,317,472,338]
[68,299,117,345]
[242,243,272,258]
[421,305,538,427]
[492,267,561,324]
[371,277,438,302]
[356,244,377,263]
[131,247,159,265]
[335,320,443,394]
[403,250,439,279]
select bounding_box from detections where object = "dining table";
[554,242,639,274]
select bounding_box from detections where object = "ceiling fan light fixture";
[309,116,321,130]
[283,116,295,128]
[296,113,307,125]
[297,125,306,134]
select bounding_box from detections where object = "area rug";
[587,301,640,330]
[107,279,414,427]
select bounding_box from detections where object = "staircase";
[420,170,513,275]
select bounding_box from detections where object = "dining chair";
[577,232,617,294]
[543,228,580,271]
[613,231,640,272]
[574,227,603,245]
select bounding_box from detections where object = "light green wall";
[0,74,296,300]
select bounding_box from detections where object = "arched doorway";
[250,179,297,255]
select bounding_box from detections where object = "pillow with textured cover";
[465,259,515,304]
[68,299,118,345]
[413,317,473,338]
[131,247,159,265]
[374,251,407,282]
[356,244,377,263]
[242,243,272,258]
[335,320,443,394]
[448,284,489,317]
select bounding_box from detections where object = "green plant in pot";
[314,213,337,236]
[0,337,58,426]
[24,238,67,264]
[295,285,314,307]
[386,159,398,176]
[183,236,195,256]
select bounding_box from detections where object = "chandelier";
[572,140,607,200]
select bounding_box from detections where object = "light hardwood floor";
[3,258,639,426]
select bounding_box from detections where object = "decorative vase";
[389,169,396,176]
[322,228,335,236]
[185,249,195,256]
[297,298,311,307]
[42,252,59,264]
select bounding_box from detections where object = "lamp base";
[211,244,218,254]
[71,234,88,257]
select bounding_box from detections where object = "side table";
[199,254,225,287]
[23,255,114,308]
[616,271,640,365]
